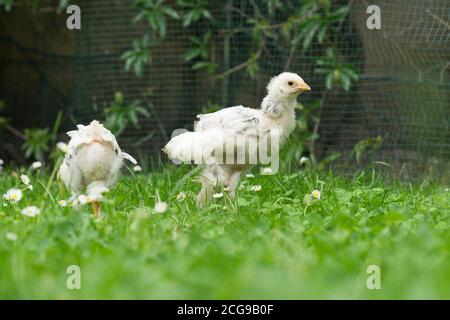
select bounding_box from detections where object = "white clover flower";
[6,232,17,241]
[133,165,142,172]
[21,206,41,217]
[245,173,255,179]
[154,201,168,214]
[261,167,273,175]
[250,185,262,192]
[58,200,68,207]
[21,174,31,186]
[31,161,42,170]
[299,156,309,166]
[176,192,186,202]
[212,192,224,199]
[311,189,321,200]
[56,142,69,154]
[3,188,23,203]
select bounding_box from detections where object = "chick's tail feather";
[121,152,137,165]
[87,181,109,200]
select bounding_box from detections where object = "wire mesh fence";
[1,0,449,175]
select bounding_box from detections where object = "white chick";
[58,120,137,216]
[164,72,311,205]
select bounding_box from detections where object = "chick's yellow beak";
[295,82,311,92]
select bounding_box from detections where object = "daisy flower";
[6,232,17,241]
[154,201,168,214]
[57,142,69,154]
[21,174,30,185]
[212,192,224,199]
[311,189,321,200]
[31,161,42,170]
[3,188,23,203]
[250,185,262,192]
[21,174,32,191]
[58,200,68,207]
[176,192,186,202]
[21,206,41,217]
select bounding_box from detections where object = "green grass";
[0,165,449,299]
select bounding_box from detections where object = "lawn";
[0,164,449,299]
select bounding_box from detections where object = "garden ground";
[0,165,449,299]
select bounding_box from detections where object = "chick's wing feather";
[196,106,261,134]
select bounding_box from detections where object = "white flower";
[154,201,168,214]
[3,188,23,203]
[250,185,262,192]
[176,192,186,202]
[223,186,230,192]
[300,156,309,166]
[58,200,68,207]
[21,174,31,186]
[21,206,41,217]
[31,161,42,170]
[245,173,255,179]
[212,192,224,199]
[133,165,142,172]
[0,159,4,171]
[261,167,273,175]
[311,189,321,200]
[56,142,69,154]
[6,232,17,241]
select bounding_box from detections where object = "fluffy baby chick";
[58,120,137,216]
[164,72,311,205]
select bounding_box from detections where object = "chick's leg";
[227,171,242,199]
[197,181,214,207]
[196,166,216,207]
[91,201,100,217]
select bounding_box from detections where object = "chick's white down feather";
[58,120,137,199]
[164,72,311,205]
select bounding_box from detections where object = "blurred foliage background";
[0,0,448,179]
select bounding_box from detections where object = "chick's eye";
[288,81,294,86]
